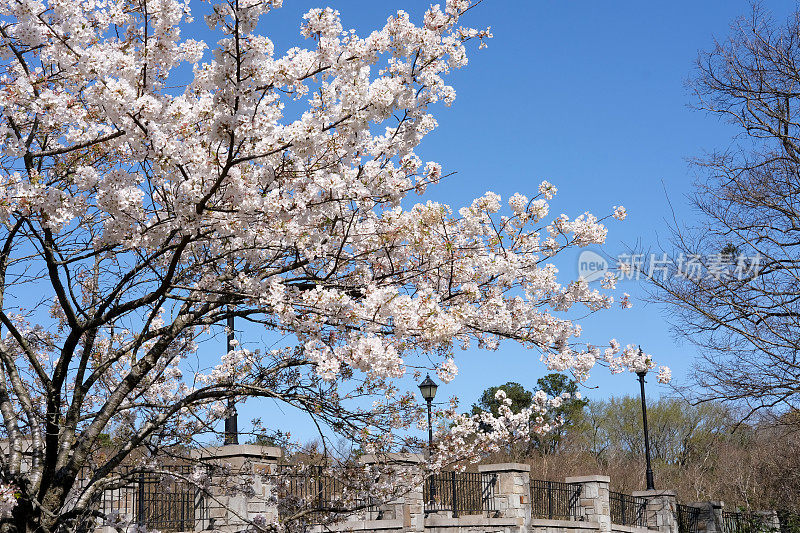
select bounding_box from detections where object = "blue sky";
[190,0,797,443]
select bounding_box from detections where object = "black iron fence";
[610,490,647,527]
[423,471,497,517]
[135,466,203,532]
[73,465,205,533]
[530,479,582,520]
[724,511,776,533]
[777,511,800,533]
[777,509,800,533]
[677,503,702,533]
[276,465,377,522]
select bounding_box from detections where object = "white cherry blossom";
[0,0,666,529]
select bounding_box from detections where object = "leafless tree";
[648,4,800,420]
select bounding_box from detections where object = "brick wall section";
[565,475,612,533]
[633,490,678,533]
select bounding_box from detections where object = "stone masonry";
[633,490,678,533]
[107,444,781,533]
[477,463,530,530]
[565,475,612,533]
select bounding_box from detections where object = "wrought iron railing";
[73,464,206,533]
[724,511,774,533]
[275,464,378,522]
[423,471,497,517]
[530,479,582,520]
[610,490,646,527]
[135,466,204,532]
[678,503,702,533]
[777,510,800,533]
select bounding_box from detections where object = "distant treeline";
[472,377,800,511]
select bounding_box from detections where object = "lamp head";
[636,346,649,379]
[418,374,438,402]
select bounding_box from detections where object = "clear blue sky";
[190,0,797,442]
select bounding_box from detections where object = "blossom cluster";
[0,0,668,521]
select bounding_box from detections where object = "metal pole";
[224,312,239,445]
[621,495,627,525]
[137,472,145,527]
[180,473,187,532]
[426,398,434,455]
[637,369,655,490]
[427,398,436,504]
[451,470,458,518]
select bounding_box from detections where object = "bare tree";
[650,4,800,418]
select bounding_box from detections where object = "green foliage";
[470,381,533,417]
[470,374,588,455]
[574,396,732,466]
[534,373,588,454]
[247,418,291,448]
[777,511,800,533]
[97,433,113,447]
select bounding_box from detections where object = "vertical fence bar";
[450,471,458,518]
[137,472,145,527]
[621,494,627,525]
[180,477,186,532]
[316,467,323,511]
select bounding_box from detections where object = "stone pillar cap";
[564,475,610,484]
[358,453,424,465]
[477,463,530,473]
[633,490,677,498]
[689,501,724,509]
[191,444,282,461]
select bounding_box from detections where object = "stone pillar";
[403,478,425,533]
[633,490,678,533]
[358,453,424,529]
[755,510,780,531]
[565,475,611,533]
[192,444,282,532]
[689,501,724,533]
[477,463,531,530]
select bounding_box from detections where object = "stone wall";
[477,463,530,530]
[633,490,678,533]
[689,501,724,533]
[191,444,282,532]
[104,444,785,533]
[565,475,611,533]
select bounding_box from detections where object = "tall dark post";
[418,374,438,506]
[426,398,434,452]
[450,470,458,518]
[137,471,145,526]
[224,313,239,445]
[425,394,435,505]
[637,357,655,490]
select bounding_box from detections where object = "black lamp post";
[418,374,438,454]
[418,374,438,504]
[223,313,239,445]
[637,348,654,490]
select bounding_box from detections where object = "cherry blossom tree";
[0,0,658,530]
